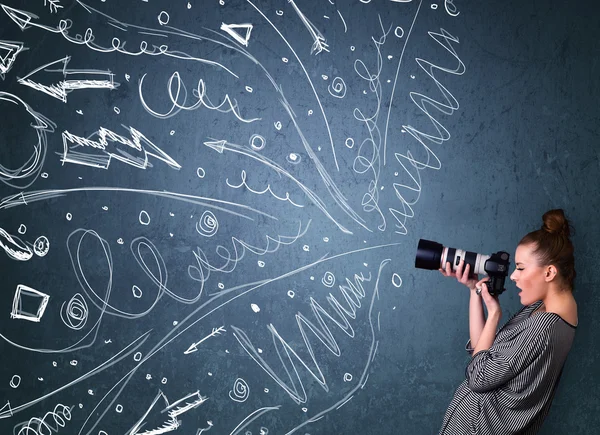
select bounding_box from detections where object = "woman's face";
[510,243,548,305]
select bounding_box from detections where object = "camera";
[415,239,510,296]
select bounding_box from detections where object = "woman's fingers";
[460,263,470,283]
[476,276,490,287]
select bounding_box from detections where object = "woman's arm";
[472,309,501,354]
[472,281,502,354]
[469,289,486,350]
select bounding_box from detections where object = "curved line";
[383,0,422,165]
[246,0,339,170]
[229,406,280,435]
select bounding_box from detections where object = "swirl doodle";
[327,77,347,99]
[321,271,336,288]
[196,211,218,237]
[60,293,89,330]
[229,378,250,402]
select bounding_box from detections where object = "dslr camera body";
[415,239,510,296]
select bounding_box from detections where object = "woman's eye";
[515,268,524,271]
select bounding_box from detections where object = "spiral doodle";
[60,293,89,330]
[328,76,347,99]
[196,211,218,237]
[229,378,250,402]
[321,271,335,288]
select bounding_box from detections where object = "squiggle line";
[204,139,349,233]
[232,266,377,404]
[226,169,305,208]
[231,260,389,412]
[284,261,390,435]
[390,28,465,234]
[351,16,392,232]
[188,220,310,283]
[138,71,260,123]
[0,3,239,77]
[14,404,73,435]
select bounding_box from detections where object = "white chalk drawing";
[11,284,50,322]
[288,0,329,55]
[229,378,250,403]
[13,404,72,435]
[18,56,118,103]
[196,211,219,237]
[0,227,33,261]
[184,326,226,355]
[9,375,21,389]
[139,210,151,225]
[61,126,181,171]
[226,170,305,208]
[444,0,460,17]
[158,11,170,26]
[321,271,335,288]
[0,1,468,434]
[220,23,253,46]
[44,0,63,14]
[196,421,214,435]
[327,77,347,98]
[0,92,55,189]
[60,293,89,330]
[128,390,207,435]
[0,40,25,78]
[138,71,260,123]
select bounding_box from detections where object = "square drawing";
[10,284,50,322]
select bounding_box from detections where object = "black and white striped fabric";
[439,301,576,435]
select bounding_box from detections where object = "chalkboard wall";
[0,0,598,434]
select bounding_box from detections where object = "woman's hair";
[518,209,576,290]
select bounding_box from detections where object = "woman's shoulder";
[504,301,543,325]
[500,303,559,338]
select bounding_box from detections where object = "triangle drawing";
[0,41,25,78]
[220,23,253,47]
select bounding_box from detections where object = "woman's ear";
[545,265,558,281]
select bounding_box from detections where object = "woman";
[438,209,577,435]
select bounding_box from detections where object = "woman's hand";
[477,279,502,317]
[439,259,479,290]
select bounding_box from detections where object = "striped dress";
[439,301,576,435]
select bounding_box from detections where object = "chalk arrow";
[203,139,226,154]
[0,40,25,78]
[0,401,12,419]
[18,56,119,103]
[0,5,37,31]
[62,126,181,171]
[184,326,226,355]
[128,391,208,435]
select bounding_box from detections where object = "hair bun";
[542,209,571,237]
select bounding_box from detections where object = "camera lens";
[415,239,444,270]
